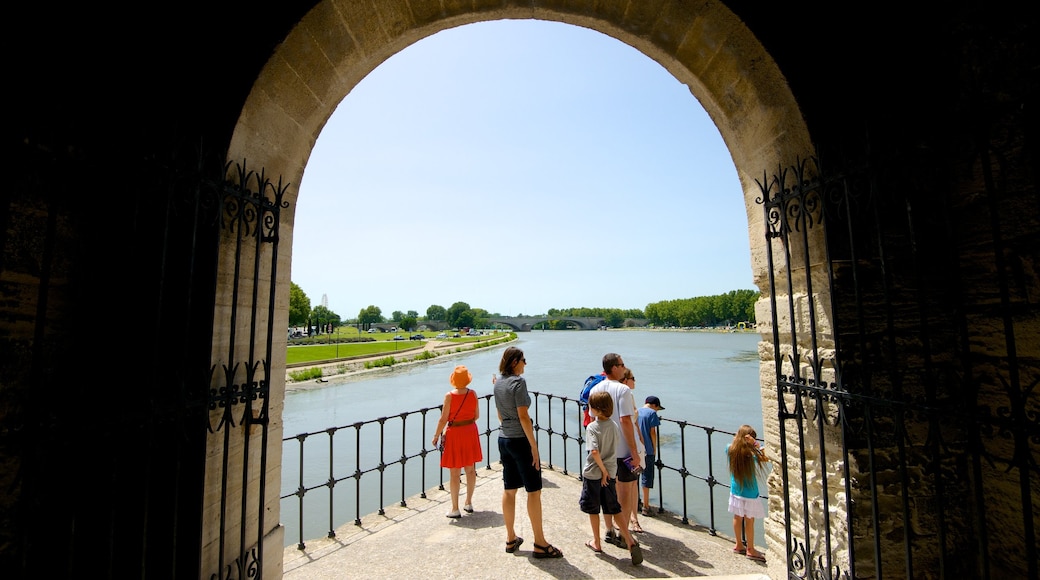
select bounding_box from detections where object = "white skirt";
[728,493,766,519]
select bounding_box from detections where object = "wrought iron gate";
[758,157,854,579]
[757,155,1037,580]
[205,161,288,579]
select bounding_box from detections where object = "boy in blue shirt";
[637,396,664,515]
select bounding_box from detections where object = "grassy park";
[285,330,515,381]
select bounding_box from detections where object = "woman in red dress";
[431,365,483,518]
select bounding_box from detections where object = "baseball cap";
[645,396,664,409]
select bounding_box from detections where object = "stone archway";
[220,2,816,577]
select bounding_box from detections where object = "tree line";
[289,282,758,332]
[643,289,758,328]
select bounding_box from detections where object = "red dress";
[440,389,483,469]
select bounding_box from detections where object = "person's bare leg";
[733,515,746,551]
[526,489,548,547]
[463,464,476,508]
[642,484,651,514]
[587,514,602,551]
[503,488,518,542]
[627,481,639,522]
[617,479,636,534]
[744,517,763,557]
[630,490,642,531]
[448,467,461,512]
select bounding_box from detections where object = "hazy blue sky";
[291,19,753,319]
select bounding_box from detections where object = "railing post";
[326,427,337,539]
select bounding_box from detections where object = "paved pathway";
[281,464,772,579]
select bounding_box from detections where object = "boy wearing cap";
[637,396,664,516]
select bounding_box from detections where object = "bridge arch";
[489,317,605,331]
[223,1,813,576]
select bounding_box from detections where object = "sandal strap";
[533,543,561,555]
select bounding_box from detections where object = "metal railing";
[281,391,766,549]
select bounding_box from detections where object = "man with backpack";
[588,353,642,551]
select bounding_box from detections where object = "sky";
[291,19,753,319]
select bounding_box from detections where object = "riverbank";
[284,336,516,392]
[283,326,759,391]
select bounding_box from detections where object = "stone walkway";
[281,463,773,579]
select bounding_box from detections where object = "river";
[281,329,765,546]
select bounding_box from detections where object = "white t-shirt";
[589,378,636,459]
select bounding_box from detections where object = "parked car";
[392,335,404,340]
[451,333,461,338]
[435,332,448,338]
[410,334,424,340]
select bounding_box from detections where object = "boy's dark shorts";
[579,476,621,515]
[617,457,638,483]
[499,436,543,492]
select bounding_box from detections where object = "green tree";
[454,309,476,330]
[643,290,759,327]
[358,305,383,328]
[311,305,340,331]
[470,308,490,328]
[603,309,625,328]
[426,304,446,321]
[446,301,471,328]
[391,310,404,322]
[400,315,417,331]
[289,282,311,327]
[406,310,419,319]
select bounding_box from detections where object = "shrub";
[364,356,397,369]
[288,367,323,382]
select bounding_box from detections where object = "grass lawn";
[285,340,421,364]
[285,331,510,365]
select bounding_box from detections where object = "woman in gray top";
[492,346,563,559]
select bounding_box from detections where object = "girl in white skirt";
[727,424,771,561]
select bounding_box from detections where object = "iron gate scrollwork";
[206,160,289,580]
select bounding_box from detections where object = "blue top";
[636,407,660,455]
[726,443,761,499]
[493,374,531,438]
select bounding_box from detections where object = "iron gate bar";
[759,157,852,580]
[206,160,286,579]
[789,158,839,580]
[979,134,1037,580]
[757,148,1039,579]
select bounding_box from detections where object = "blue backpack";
[580,373,606,426]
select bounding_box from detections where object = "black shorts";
[617,457,638,483]
[498,436,543,492]
[579,476,621,515]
